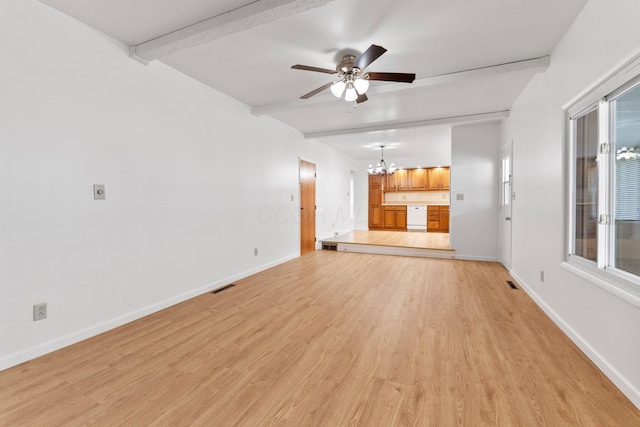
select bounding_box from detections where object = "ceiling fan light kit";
[292,44,415,104]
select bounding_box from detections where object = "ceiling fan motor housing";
[336,55,363,80]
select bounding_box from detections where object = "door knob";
[505,217,511,221]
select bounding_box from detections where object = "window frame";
[565,54,640,305]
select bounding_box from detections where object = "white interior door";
[499,144,513,270]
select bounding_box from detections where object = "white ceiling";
[39,0,588,160]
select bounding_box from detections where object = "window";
[573,108,598,262]
[501,155,511,206]
[611,83,640,276]
[569,73,640,286]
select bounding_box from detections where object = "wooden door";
[300,160,316,255]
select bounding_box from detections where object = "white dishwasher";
[407,205,427,231]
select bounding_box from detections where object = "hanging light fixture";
[368,145,398,175]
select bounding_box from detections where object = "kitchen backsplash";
[384,191,450,205]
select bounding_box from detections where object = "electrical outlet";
[540,271,545,282]
[93,184,105,200]
[254,248,258,256]
[33,303,47,321]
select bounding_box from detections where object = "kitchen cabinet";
[440,205,449,232]
[409,168,427,190]
[385,169,408,191]
[368,175,383,229]
[427,205,450,232]
[383,168,449,192]
[427,167,450,191]
[382,205,407,230]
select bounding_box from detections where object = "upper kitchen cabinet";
[409,169,427,191]
[386,169,408,191]
[427,167,450,191]
[382,167,449,192]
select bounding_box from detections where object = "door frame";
[499,142,513,270]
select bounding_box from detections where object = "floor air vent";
[212,284,236,294]
[506,280,518,290]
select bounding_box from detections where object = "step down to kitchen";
[330,242,455,259]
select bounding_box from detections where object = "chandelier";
[329,55,370,102]
[368,145,397,175]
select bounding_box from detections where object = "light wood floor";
[1,251,638,426]
[325,230,451,250]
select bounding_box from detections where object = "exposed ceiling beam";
[252,56,549,115]
[304,111,510,139]
[129,0,336,64]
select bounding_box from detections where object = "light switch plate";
[93,184,105,200]
[456,193,464,201]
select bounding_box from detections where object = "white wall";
[0,0,355,369]
[504,0,640,407]
[450,122,500,261]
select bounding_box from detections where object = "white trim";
[566,50,640,116]
[0,253,298,372]
[303,111,509,139]
[511,271,640,409]
[454,254,499,262]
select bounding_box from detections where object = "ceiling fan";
[291,44,416,103]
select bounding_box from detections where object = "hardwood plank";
[0,251,638,426]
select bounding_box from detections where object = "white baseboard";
[453,254,499,262]
[0,253,299,372]
[510,271,640,409]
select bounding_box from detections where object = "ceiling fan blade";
[356,93,368,104]
[300,82,333,99]
[354,45,387,71]
[366,72,416,83]
[291,64,336,74]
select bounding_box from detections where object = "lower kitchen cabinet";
[383,205,407,230]
[427,205,449,232]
